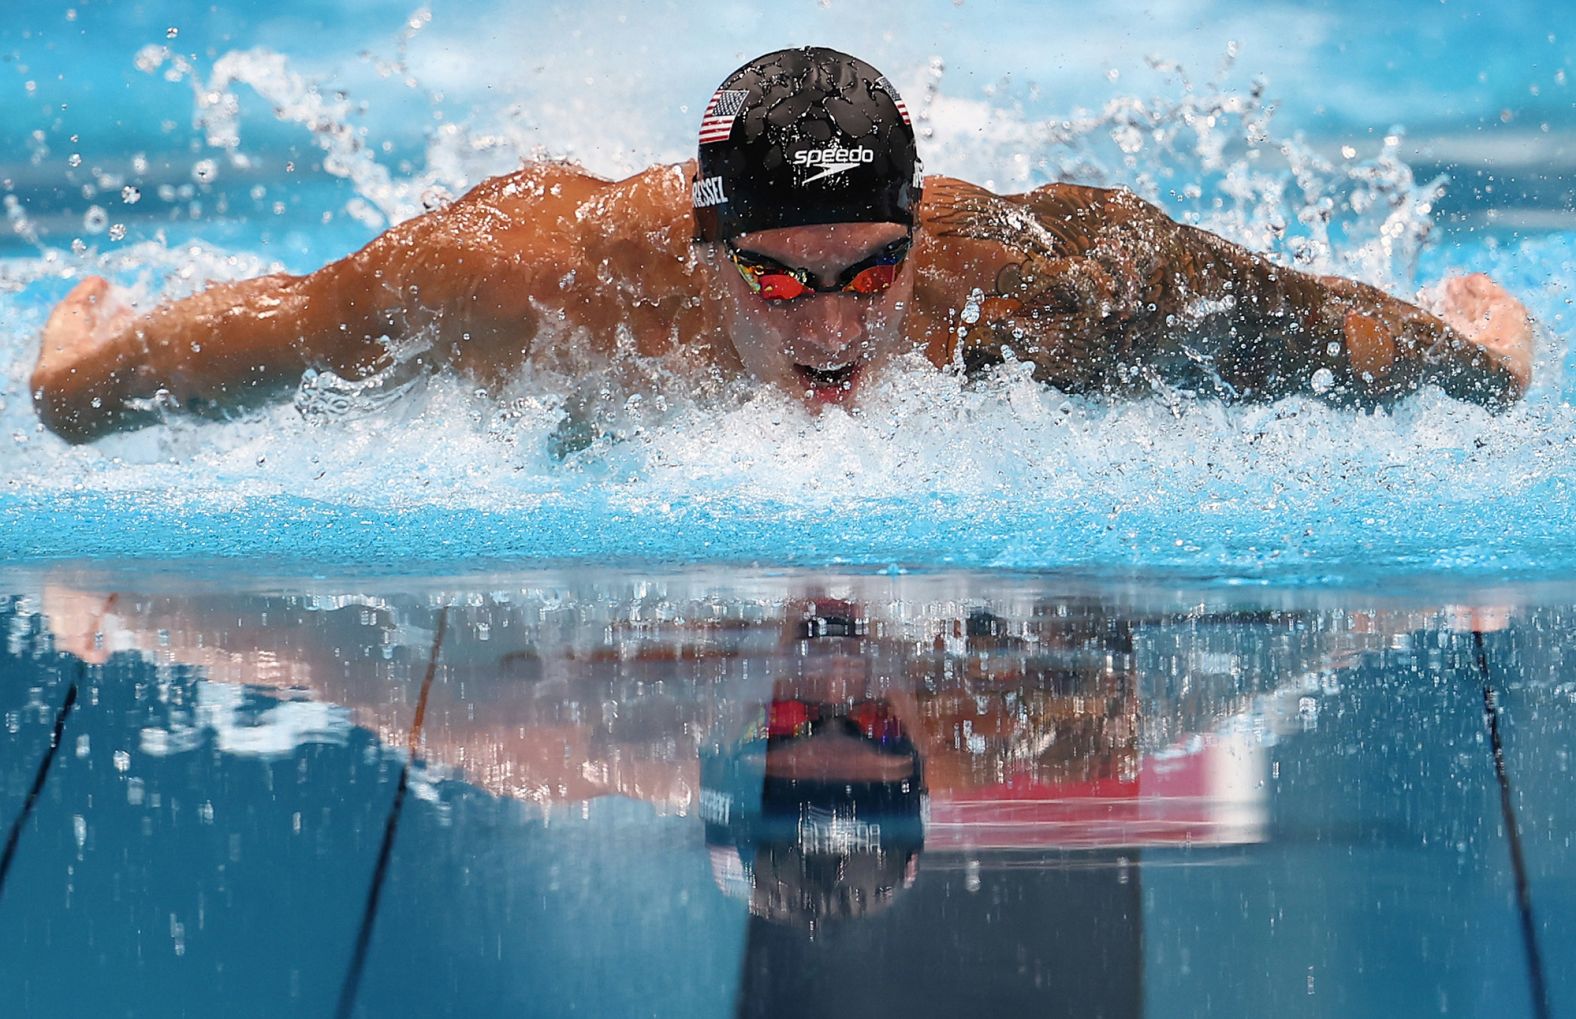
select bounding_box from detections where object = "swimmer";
[32,46,1534,443]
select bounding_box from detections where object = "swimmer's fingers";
[32,278,150,441]
[34,277,136,388]
[40,276,133,346]
[39,584,119,665]
[1421,273,1533,398]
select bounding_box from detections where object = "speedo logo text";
[793,145,875,184]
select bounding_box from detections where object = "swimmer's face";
[711,222,916,406]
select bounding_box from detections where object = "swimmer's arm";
[29,225,461,443]
[1198,241,1533,407]
[954,183,1532,406]
[1105,192,1533,406]
[29,182,583,443]
[31,272,358,442]
[32,163,691,443]
[39,582,699,804]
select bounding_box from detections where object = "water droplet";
[166,26,179,38]
[960,288,983,324]
[67,153,82,168]
[121,185,141,204]
[108,223,125,241]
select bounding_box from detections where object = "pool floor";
[0,567,1571,1018]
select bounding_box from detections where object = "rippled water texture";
[2,1,1575,575]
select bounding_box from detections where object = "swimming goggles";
[741,698,911,749]
[724,234,911,303]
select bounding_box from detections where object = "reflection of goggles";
[742,698,911,749]
[724,235,911,303]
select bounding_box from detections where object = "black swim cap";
[692,47,922,243]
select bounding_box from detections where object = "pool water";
[1,0,1575,575]
[1,567,1571,1017]
[2,1,1576,1015]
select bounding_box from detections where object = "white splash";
[1,22,1572,572]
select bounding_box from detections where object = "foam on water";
[2,30,1574,577]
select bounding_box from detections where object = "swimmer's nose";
[792,297,866,364]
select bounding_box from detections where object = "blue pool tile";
[1142,638,1536,1017]
[350,784,750,1019]
[0,598,76,836]
[0,650,409,1018]
[1481,622,1576,1019]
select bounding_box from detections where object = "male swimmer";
[32,47,1533,444]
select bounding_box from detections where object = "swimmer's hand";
[1424,273,1534,401]
[40,583,120,665]
[31,276,144,442]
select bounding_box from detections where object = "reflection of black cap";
[700,738,924,926]
[692,47,923,242]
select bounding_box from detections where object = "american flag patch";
[698,89,749,144]
[875,76,910,126]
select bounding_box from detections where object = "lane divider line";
[336,607,449,1019]
[0,665,81,898]
[0,592,118,901]
[1472,629,1550,1019]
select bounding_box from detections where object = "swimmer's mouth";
[794,361,863,401]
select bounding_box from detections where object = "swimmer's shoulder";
[920,175,1132,217]
[918,175,1156,254]
[456,161,694,254]
[461,161,610,209]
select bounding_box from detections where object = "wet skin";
[32,161,1534,443]
[712,222,915,406]
[40,581,1510,806]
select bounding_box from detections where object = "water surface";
[1,566,1569,1016]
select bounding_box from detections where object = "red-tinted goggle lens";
[762,699,907,744]
[755,273,813,302]
[727,237,909,303]
[767,699,815,738]
[843,262,898,295]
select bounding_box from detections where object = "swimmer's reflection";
[39,580,1468,924]
[700,610,925,924]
